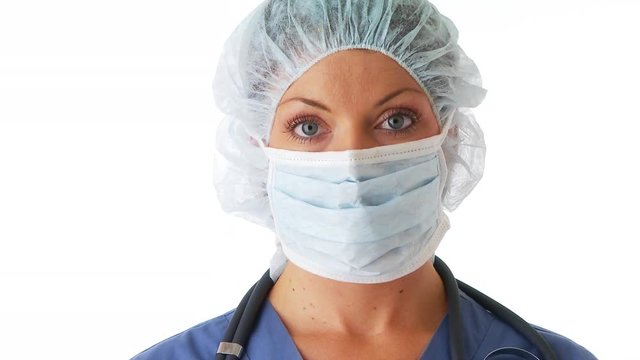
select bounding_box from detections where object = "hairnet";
[212,0,488,230]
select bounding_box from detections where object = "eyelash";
[283,107,422,144]
[284,113,321,144]
[379,107,422,136]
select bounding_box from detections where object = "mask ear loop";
[438,118,451,209]
[428,117,452,264]
[435,115,454,205]
[253,133,269,151]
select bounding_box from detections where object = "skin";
[267,49,447,360]
[269,50,440,151]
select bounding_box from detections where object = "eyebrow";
[374,87,423,106]
[279,97,331,112]
[277,87,423,111]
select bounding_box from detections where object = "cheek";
[421,117,441,138]
[267,128,285,148]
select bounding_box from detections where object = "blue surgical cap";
[212,0,488,229]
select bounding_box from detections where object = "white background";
[1,0,638,359]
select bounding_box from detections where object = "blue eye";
[380,112,414,131]
[295,121,319,137]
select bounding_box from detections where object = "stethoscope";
[215,257,559,360]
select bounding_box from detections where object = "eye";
[284,115,328,144]
[294,120,320,137]
[377,108,419,132]
[382,113,411,130]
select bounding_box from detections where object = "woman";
[132,0,597,359]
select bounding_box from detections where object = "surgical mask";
[263,124,450,284]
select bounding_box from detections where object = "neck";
[267,260,447,337]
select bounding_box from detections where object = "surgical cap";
[212,0,488,230]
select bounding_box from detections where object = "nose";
[327,121,378,151]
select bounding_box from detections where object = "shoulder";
[130,308,235,360]
[458,291,598,360]
[533,324,598,360]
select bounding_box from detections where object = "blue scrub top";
[131,290,596,360]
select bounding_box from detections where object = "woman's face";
[269,49,440,151]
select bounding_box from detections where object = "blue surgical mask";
[263,125,450,284]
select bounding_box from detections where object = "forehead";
[282,49,425,101]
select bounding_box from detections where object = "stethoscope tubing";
[456,278,557,360]
[434,257,466,360]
